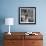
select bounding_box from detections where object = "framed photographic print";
[19,7,36,24]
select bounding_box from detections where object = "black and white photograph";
[19,7,36,24]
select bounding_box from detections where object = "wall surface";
[0,0,46,32]
[0,0,46,46]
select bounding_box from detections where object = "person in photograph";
[21,9,29,22]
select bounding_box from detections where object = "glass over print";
[19,7,36,24]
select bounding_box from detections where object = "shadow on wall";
[0,16,5,46]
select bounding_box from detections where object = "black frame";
[19,7,36,24]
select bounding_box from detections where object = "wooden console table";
[4,32,43,46]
